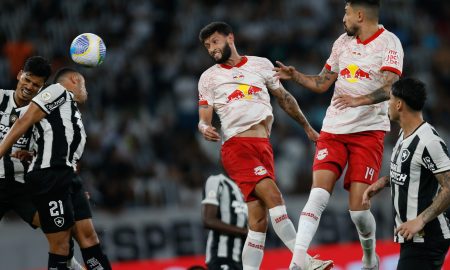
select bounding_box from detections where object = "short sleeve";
[420,140,450,174]
[260,58,281,90]
[32,84,67,114]
[198,71,214,106]
[201,175,223,206]
[380,35,404,76]
[325,35,344,73]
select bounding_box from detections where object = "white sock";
[242,230,266,270]
[269,205,297,252]
[349,209,377,268]
[290,188,330,269]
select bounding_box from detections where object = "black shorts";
[25,167,92,233]
[207,258,242,270]
[397,239,450,270]
[71,175,92,221]
[0,179,37,228]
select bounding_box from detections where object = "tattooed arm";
[273,62,338,94]
[333,71,399,109]
[268,85,319,141]
[395,170,450,240]
[419,171,450,224]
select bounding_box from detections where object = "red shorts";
[313,130,385,190]
[221,137,275,202]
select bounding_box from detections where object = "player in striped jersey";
[363,78,450,270]
[202,174,248,270]
[0,67,111,270]
[0,56,85,269]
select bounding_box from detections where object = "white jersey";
[323,26,404,134]
[198,56,280,141]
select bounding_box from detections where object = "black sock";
[68,238,75,260]
[48,253,70,270]
[81,244,112,270]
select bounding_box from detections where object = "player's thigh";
[253,178,283,208]
[27,168,76,233]
[345,131,385,189]
[208,258,242,270]
[12,197,39,228]
[397,241,449,270]
[0,182,11,220]
[221,137,275,202]
[71,175,92,221]
[313,132,348,182]
[1,180,38,227]
[246,199,268,232]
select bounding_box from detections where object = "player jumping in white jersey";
[274,1,404,269]
[198,22,333,270]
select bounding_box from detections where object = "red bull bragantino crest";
[227,84,262,103]
[339,64,372,83]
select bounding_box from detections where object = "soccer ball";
[70,33,106,67]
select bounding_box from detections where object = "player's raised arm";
[0,103,45,158]
[198,105,220,142]
[267,84,319,142]
[274,62,338,94]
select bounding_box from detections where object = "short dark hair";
[23,56,51,81]
[53,67,79,84]
[345,0,380,8]
[199,21,233,43]
[391,78,427,111]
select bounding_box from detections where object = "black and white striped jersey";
[202,174,247,264]
[29,83,86,172]
[0,89,33,183]
[390,122,450,243]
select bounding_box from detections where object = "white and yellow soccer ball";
[70,33,106,67]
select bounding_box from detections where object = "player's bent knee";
[248,218,268,232]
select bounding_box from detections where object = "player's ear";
[69,73,79,85]
[17,70,23,81]
[357,9,364,22]
[227,33,234,44]
[396,99,403,112]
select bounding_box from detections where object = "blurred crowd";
[0,0,448,212]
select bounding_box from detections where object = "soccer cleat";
[361,255,379,270]
[306,255,334,270]
[290,255,334,270]
[68,257,86,270]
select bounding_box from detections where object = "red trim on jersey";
[380,66,402,76]
[325,63,332,71]
[357,28,385,45]
[198,100,209,106]
[220,56,248,69]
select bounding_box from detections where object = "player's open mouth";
[22,89,32,96]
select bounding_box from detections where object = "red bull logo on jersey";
[227,84,262,103]
[339,64,372,83]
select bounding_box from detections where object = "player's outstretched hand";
[305,126,319,142]
[200,125,221,142]
[332,94,363,109]
[395,217,425,241]
[273,61,296,80]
